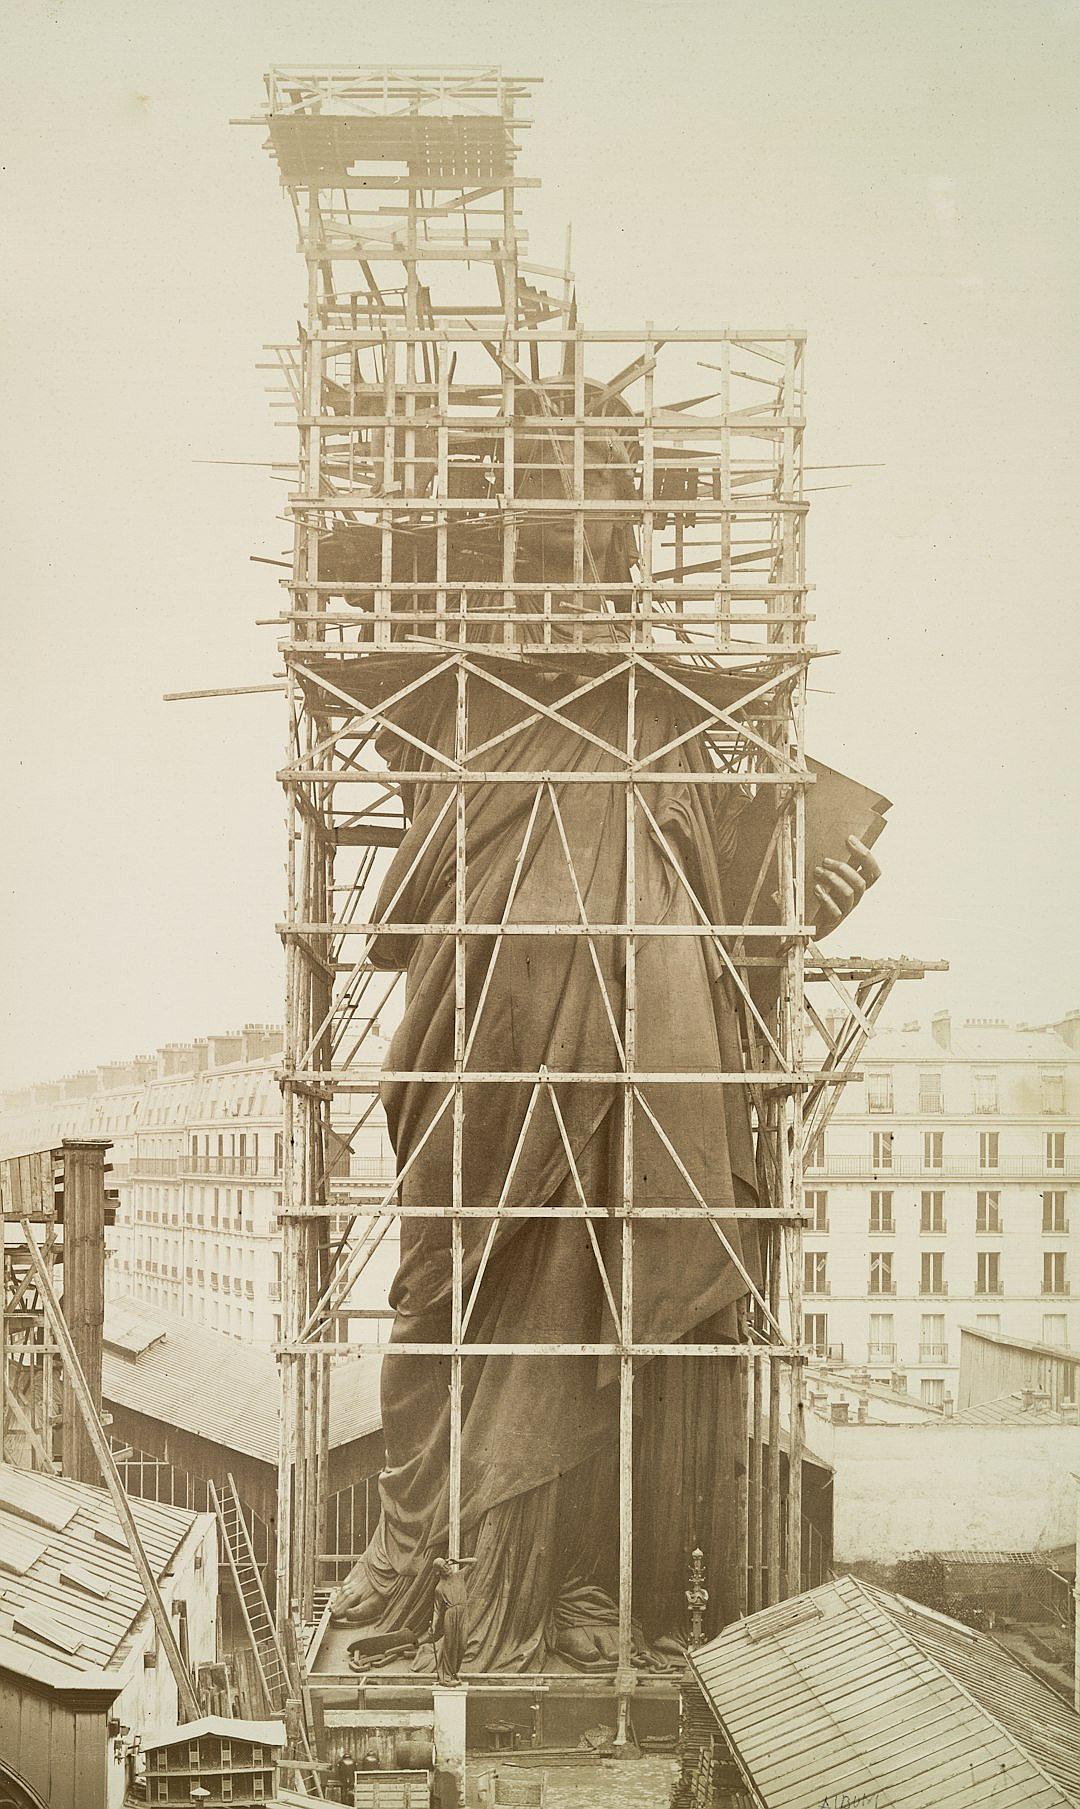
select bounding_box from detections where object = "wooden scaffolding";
[0,1140,112,1482]
[241,65,934,1704]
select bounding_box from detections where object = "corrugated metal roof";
[0,1460,207,1690]
[690,1574,1080,1808]
[102,1298,382,1466]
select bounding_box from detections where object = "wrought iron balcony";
[806,1153,1079,1180]
[184,1154,274,1177]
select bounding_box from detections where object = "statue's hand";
[813,835,881,936]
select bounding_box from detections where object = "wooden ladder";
[210,1473,289,1715]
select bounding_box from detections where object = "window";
[923,1132,943,1171]
[804,1312,828,1357]
[1043,1251,1068,1295]
[805,1190,829,1231]
[869,1190,894,1233]
[868,1312,895,1363]
[921,1377,945,1409]
[1042,1191,1068,1232]
[920,1190,945,1233]
[871,1131,894,1172]
[978,1132,999,1172]
[867,1071,893,1113]
[920,1313,946,1362]
[976,1190,1001,1233]
[1046,1132,1066,1172]
[1042,1313,1069,1347]
[918,1071,943,1114]
[976,1313,1000,1333]
[1042,1071,1066,1115]
[920,1251,946,1295]
[869,1251,894,1296]
[973,1072,998,1115]
[976,1251,1001,1295]
[804,1252,828,1295]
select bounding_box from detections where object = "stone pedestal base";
[433,1684,468,1808]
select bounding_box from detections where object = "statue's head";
[511,379,640,586]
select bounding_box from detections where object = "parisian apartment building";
[0,1025,395,1349]
[803,1009,1080,1410]
[3,1007,1077,1403]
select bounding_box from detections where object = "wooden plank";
[60,1144,107,1484]
[0,1512,51,1577]
[29,1153,49,1216]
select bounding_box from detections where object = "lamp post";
[686,1547,709,1648]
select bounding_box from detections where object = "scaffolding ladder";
[211,1473,289,1714]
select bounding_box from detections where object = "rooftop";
[103,1298,382,1466]
[0,1462,208,1695]
[855,1014,1080,1064]
[145,1713,285,1752]
[960,1323,1080,1364]
[691,1573,1080,1808]
[953,1390,1076,1426]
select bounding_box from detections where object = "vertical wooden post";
[616,666,637,1742]
[641,325,656,648]
[781,333,806,1600]
[718,338,731,648]
[60,1140,108,1484]
[0,1244,7,1465]
[749,1325,763,1612]
[735,1303,749,1618]
[277,666,301,1630]
[449,662,468,1564]
[766,1203,782,1607]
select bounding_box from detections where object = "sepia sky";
[2,0,1079,1089]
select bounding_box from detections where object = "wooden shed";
[0,1462,217,1809]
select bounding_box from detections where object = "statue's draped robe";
[331,652,762,1669]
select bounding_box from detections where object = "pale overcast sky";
[2,0,1079,1089]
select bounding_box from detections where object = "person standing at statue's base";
[431,1558,470,1683]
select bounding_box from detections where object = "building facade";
[0,1027,396,1349]
[803,1009,1080,1409]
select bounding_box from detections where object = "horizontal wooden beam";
[277,1340,807,1358]
[281,920,812,938]
[309,328,806,344]
[281,1067,809,1085]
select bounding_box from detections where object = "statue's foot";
[552,1621,621,1670]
